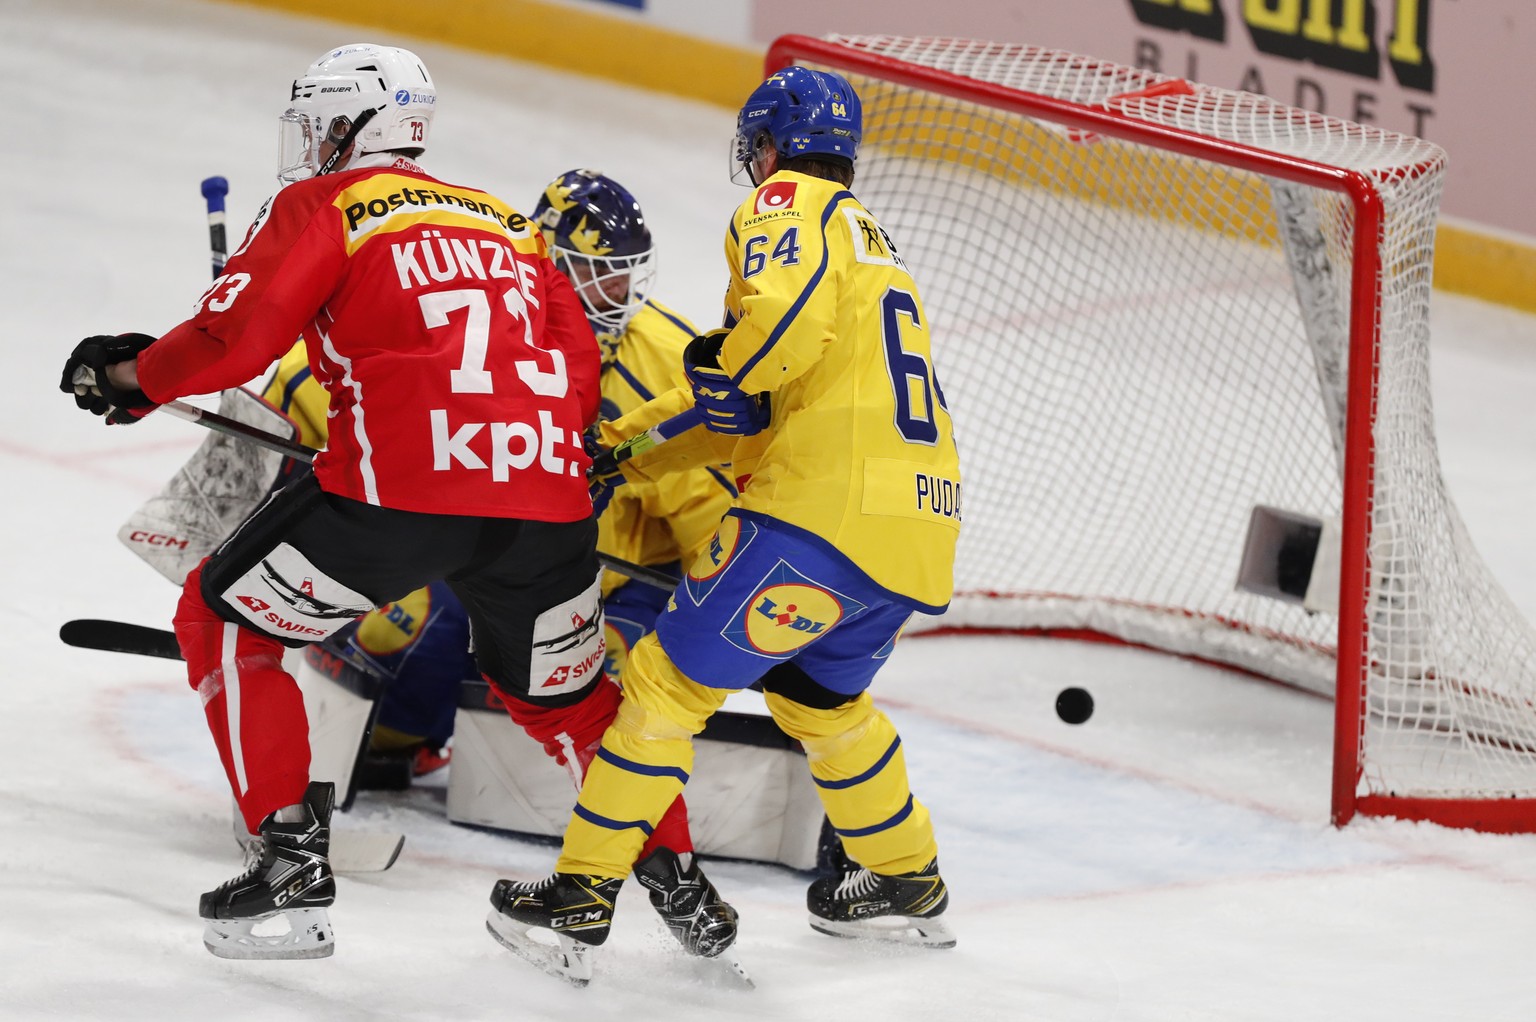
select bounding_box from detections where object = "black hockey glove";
[60,333,158,425]
[584,429,626,518]
[682,329,769,436]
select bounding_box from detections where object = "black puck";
[1055,686,1094,725]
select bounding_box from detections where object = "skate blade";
[203,907,335,960]
[485,910,594,987]
[808,912,956,949]
[330,831,405,873]
[713,946,755,989]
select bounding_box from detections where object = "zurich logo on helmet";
[394,88,411,106]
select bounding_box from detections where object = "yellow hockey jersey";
[596,300,736,595]
[603,171,962,611]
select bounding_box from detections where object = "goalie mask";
[278,43,436,184]
[534,169,657,339]
[732,66,862,186]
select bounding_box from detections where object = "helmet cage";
[552,248,657,336]
[534,170,656,335]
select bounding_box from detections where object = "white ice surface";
[4,1,1536,1019]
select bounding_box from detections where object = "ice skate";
[634,848,753,988]
[485,872,622,986]
[200,782,337,960]
[806,857,955,949]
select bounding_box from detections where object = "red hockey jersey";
[137,159,601,521]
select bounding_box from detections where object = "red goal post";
[764,34,1536,832]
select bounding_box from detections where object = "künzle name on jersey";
[430,408,582,481]
[391,230,534,290]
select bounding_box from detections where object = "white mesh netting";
[803,36,1536,811]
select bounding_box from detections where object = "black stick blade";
[59,619,183,661]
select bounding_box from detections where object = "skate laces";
[508,874,560,894]
[833,868,882,900]
[239,837,266,873]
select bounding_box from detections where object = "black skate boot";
[200,782,336,960]
[485,872,623,986]
[634,849,752,986]
[806,856,955,949]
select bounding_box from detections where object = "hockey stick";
[60,619,180,660]
[201,175,229,277]
[590,407,704,477]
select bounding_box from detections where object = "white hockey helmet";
[278,43,436,183]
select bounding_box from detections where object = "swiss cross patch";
[753,181,798,215]
[238,596,270,613]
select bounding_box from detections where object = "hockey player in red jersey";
[58,42,732,963]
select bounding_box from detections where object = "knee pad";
[619,636,730,738]
[763,690,880,762]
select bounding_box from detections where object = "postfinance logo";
[1130,0,1434,92]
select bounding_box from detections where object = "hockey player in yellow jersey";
[488,67,960,984]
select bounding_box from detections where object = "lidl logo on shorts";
[684,515,755,606]
[740,583,843,655]
[723,560,863,657]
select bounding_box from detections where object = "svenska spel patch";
[753,181,798,215]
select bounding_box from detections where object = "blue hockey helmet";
[733,66,862,184]
[534,169,657,337]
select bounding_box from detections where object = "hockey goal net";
[765,35,1536,832]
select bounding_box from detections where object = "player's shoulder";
[732,170,851,233]
[628,298,699,343]
[329,164,535,239]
